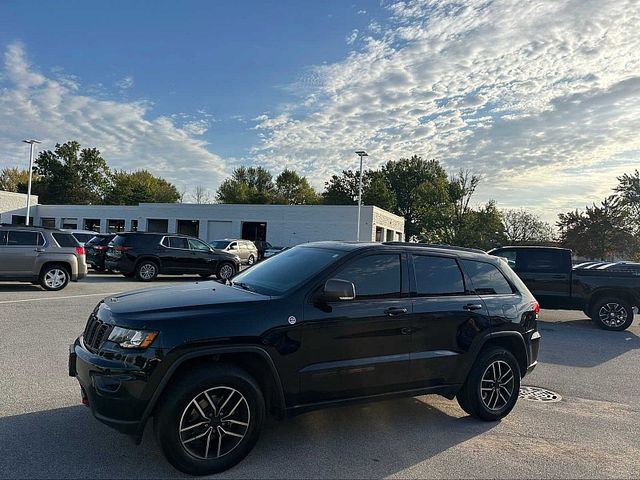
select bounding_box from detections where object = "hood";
[103,281,269,316]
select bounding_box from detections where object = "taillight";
[75,246,85,256]
[95,245,108,251]
[532,301,540,316]
[115,246,131,252]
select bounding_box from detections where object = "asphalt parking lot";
[1,274,639,479]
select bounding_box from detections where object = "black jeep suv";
[69,242,540,475]
[104,232,241,281]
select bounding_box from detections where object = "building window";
[131,219,138,232]
[375,226,384,242]
[41,218,56,228]
[84,219,101,232]
[62,218,78,229]
[396,232,402,242]
[177,219,199,237]
[386,229,394,242]
[147,218,168,233]
[11,215,33,225]
[241,222,267,242]
[107,219,126,233]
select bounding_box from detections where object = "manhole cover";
[519,386,562,402]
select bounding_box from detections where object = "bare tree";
[503,208,555,243]
[191,185,212,204]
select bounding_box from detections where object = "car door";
[188,238,218,273]
[299,252,413,403]
[161,236,192,272]
[0,230,8,276]
[227,241,242,261]
[409,253,490,387]
[3,230,44,276]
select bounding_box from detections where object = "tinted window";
[73,233,95,243]
[231,246,347,295]
[210,241,231,250]
[494,249,517,268]
[52,233,79,247]
[461,260,513,295]
[0,231,6,245]
[518,250,566,273]
[7,230,43,246]
[413,255,465,295]
[335,254,401,299]
[86,235,114,246]
[168,237,189,249]
[110,235,127,247]
[189,238,210,251]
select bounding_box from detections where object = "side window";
[0,231,6,245]
[495,249,517,269]
[334,254,401,299]
[412,255,465,295]
[188,238,210,252]
[168,237,189,249]
[52,233,79,247]
[7,230,42,246]
[519,250,565,273]
[229,242,238,250]
[461,260,514,295]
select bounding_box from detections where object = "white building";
[0,198,405,246]
[0,190,38,224]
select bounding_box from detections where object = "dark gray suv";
[0,224,88,290]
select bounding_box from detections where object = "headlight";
[234,255,241,261]
[108,326,158,349]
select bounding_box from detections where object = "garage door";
[207,221,233,241]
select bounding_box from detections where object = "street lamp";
[22,139,41,226]
[355,150,368,241]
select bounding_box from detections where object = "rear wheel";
[40,265,70,291]
[154,365,265,475]
[591,297,634,331]
[136,260,159,282]
[216,262,236,281]
[247,255,255,266]
[457,347,520,421]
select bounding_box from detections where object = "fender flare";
[470,330,530,374]
[134,345,286,442]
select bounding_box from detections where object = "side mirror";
[323,278,356,302]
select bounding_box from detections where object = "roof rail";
[382,241,486,254]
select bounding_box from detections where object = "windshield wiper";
[232,281,256,292]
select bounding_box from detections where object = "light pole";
[355,150,368,241]
[22,139,41,226]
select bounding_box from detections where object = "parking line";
[0,292,117,305]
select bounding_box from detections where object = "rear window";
[461,260,514,295]
[52,233,79,247]
[72,233,95,243]
[7,230,44,246]
[86,235,113,246]
[412,255,465,295]
[110,235,128,246]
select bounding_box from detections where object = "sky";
[1,0,639,222]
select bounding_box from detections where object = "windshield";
[232,246,346,295]
[210,240,231,250]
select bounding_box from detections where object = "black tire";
[216,262,236,281]
[122,272,135,278]
[39,264,70,291]
[199,273,212,278]
[93,265,105,272]
[457,346,520,421]
[154,364,265,476]
[591,297,635,331]
[247,255,255,266]
[135,260,159,282]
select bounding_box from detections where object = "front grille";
[83,302,112,352]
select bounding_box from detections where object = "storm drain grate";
[519,386,562,402]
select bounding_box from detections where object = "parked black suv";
[69,242,540,475]
[85,234,115,271]
[105,232,241,281]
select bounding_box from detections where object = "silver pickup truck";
[0,224,88,290]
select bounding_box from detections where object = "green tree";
[0,167,33,193]
[104,170,180,205]
[274,169,319,205]
[216,166,275,204]
[502,208,554,243]
[452,200,507,250]
[322,169,395,211]
[34,141,111,204]
[614,169,640,233]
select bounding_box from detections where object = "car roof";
[0,223,61,232]
[491,245,571,252]
[299,241,494,260]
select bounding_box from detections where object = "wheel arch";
[134,255,162,271]
[135,346,285,443]
[474,331,529,378]
[39,260,72,277]
[587,288,638,314]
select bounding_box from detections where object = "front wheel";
[457,346,520,421]
[247,255,255,266]
[136,260,159,282]
[591,297,635,331]
[154,365,265,475]
[216,262,236,281]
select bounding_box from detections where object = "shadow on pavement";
[0,397,494,479]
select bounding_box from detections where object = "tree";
[502,209,554,243]
[322,169,395,210]
[452,200,507,250]
[362,171,396,212]
[216,166,275,204]
[191,185,213,204]
[614,169,640,233]
[274,169,319,205]
[557,196,637,260]
[0,167,35,193]
[34,141,111,204]
[104,170,180,205]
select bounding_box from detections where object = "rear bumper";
[68,339,155,436]
[525,330,541,376]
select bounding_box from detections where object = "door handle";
[384,307,408,316]
[463,304,483,311]
[400,327,412,335]
[34,248,45,253]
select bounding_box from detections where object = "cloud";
[116,75,134,90]
[0,42,227,189]
[346,29,359,45]
[252,0,640,222]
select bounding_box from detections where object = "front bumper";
[68,338,157,435]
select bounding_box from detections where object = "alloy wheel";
[44,269,67,289]
[179,386,250,460]
[480,360,515,411]
[219,264,234,280]
[598,303,628,328]
[248,256,255,265]
[139,263,156,280]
